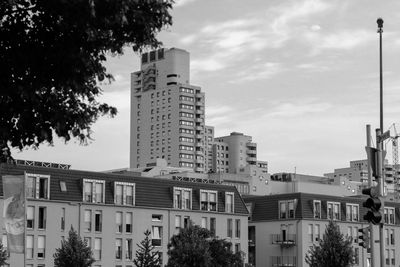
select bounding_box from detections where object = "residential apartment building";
[0,162,249,266]
[130,48,206,173]
[244,192,400,267]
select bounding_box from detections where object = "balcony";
[271,234,296,247]
[271,256,296,267]
[247,156,257,163]
[247,149,256,156]
[247,142,257,148]
[196,109,203,114]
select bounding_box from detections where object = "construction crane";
[390,123,400,196]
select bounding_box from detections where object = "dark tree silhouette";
[53,227,95,267]
[134,229,161,267]
[0,0,173,151]
[0,242,8,266]
[306,220,354,267]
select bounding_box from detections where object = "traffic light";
[358,227,370,249]
[362,187,382,225]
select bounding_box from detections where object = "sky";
[12,0,400,176]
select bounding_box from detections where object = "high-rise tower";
[130,48,206,172]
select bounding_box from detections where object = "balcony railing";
[271,256,296,267]
[271,234,296,246]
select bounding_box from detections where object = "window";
[83,179,105,203]
[173,187,192,210]
[308,224,313,242]
[225,192,234,213]
[346,204,359,221]
[152,215,163,222]
[38,207,46,229]
[354,247,359,265]
[84,237,91,247]
[126,212,133,233]
[279,200,296,219]
[114,182,135,206]
[175,215,181,231]
[26,235,34,259]
[115,239,122,259]
[183,216,190,228]
[116,212,122,233]
[84,210,92,232]
[390,229,395,245]
[313,200,321,219]
[95,211,102,232]
[210,217,216,236]
[384,207,395,224]
[235,243,241,253]
[227,219,233,238]
[391,249,395,265]
[314,224,320,241]
[327,202,340,220]
[126,239,133,260]
[152,226,162,246]
[235,219,241,238]
[94,238,102,260]
[60,181,67,192]
[27,206,34,229]
[200,190,217,211]
[26,174,50,199]
[37,235,45,258]
[201,217,207,229]
[61,208,65,231]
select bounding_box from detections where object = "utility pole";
[377,17,385,267]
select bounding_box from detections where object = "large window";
[225,192,234,213]
[126,239,133,260]
[84,210,92,232]
[279,200,296,219]
[152,226,162,246]
[235,219,241,238]
[115,239,122,259]
[173,187,192,210]
[38,207,46,230]
[114,182,135,206]
[313,200,321,219]
[26,235,34,259]
[327,202,340,220]
[95,211,102,232]
[384,207,395,224]
[27,206,34,229]
[210,217,216,236]
[26,174,50,199]
[227,219,233,238]
[346,204,359,221]
[94,238,102,260]
[200,190,217,211]
[37,235,45,259]
[83,179,105,203]
[126,212,133,233]
[116,212,122,233]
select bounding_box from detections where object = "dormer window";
[200,190,217,212]
[173,187,192,210]
[114,182,135,206]
[26,173,50,199]
[83,179,105,203]
[225,192,234,213]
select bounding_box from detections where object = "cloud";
[265,99,332,118]
[191,58,226,72]
[230,62,284,83]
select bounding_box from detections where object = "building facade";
[0,163,249,266]
[130,48,206,173]
[244,192,400,267]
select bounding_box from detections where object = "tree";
[306,220,354,267]
[0,0,173,151]
[53,227,95,267]
[0,241,8,266]
[134,229,161,267]
[166,222,243,267]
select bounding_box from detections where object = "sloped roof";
[0,163,248,215]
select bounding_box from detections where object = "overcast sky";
[12,0,400,176]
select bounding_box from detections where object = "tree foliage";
[306,220,354,267]
[53,227,95,267]
[0,0,173,150]
[166,222,243,267]
[134,229,161,267]
[0,241,8,266]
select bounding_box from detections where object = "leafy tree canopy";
[134,229,161,267]
[306,221,355,267]
[0,0,173,150]
[53,227,95,267]
[166,222,243,267]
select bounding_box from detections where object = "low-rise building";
[0,162,249,266]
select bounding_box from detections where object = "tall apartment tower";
[130,48,206,172]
